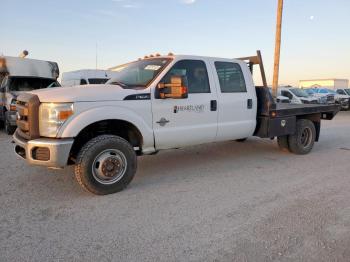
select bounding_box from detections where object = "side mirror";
[158,76,188,99]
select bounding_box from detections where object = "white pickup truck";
[13,52,339,195]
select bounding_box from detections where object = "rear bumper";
[13,131,74,168]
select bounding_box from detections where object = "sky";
[2,0,350,86]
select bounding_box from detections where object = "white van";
[61,69,118,87]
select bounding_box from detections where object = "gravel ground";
[1,112,350,262]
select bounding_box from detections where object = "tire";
[288,119,316,155]
[74,135,137,195]
[236,138,248,142]
[277,136,290,152]
[5,119,16,135]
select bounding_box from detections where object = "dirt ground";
[1,112,350,262]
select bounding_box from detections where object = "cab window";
[281,90,293,99]
[214,62,246,93]
[160,60,210,94]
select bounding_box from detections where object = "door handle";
[247,99,253,109]
[156,117,170,127]
[210,100,217,111]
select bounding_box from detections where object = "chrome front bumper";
[13,131,74,168]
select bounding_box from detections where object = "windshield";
[106,58,171,88]
[326,89,337,95]
[305,89,315,95]
[290,88,309,98]
[345,89,350,95]
[88,78,109,84]
[8,77,58,92]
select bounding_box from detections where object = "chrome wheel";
[300,127,312,148]
[92,149,127,185]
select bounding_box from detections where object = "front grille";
[16,93,40,140]
[327,95,335,103]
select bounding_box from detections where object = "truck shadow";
[10,138,281,198]
[12,135,345,197]
[131,138,289,190]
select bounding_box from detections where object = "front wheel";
[74,135,137,195]
[288,119,316,155]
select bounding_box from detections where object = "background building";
[299,79,349,89]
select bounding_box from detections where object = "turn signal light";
[58,110,73,121]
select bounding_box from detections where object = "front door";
[151,59,218,150]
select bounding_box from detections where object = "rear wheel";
[74,135,137,195]
[288,119,316,155]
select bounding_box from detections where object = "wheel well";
[296,114,321,142]
[69,120,143,162]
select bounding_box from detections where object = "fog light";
[32,147,50,161]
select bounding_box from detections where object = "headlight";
[39,103,74,137]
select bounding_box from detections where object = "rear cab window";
[214,62,247,93]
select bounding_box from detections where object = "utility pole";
[272,0,284,97]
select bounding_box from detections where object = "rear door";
[151,59,218,150]
[210,59,257,141]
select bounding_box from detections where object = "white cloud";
[123,3,140,8]
[112,0,140,8]
[181,0,196,4]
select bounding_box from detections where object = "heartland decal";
[174,104,205,113]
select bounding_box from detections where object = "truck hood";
[28,84,144,102]
[300,97,317,102]
[335,94,350,99]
